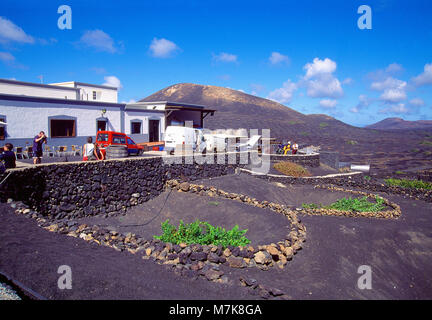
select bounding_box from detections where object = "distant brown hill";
[366,117,432,130]
[141,83,432,173]
[140,83,364,140]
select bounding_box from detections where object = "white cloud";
[149,38,180,58]
[385,63,403,74]
[0,16,34,44]
[370,77,406,91]
[269,52,290,65]
[305,74,343,98]
[0,51,26,69]
[0,51,15,63]
[78,30,118,53]
[380,89,407,103]
[102,76,122,89]
[371,77,407,103]
[267,80,297,103]
[368,63,404,81]
[302,58,343,99]
[412,63,432,87]
[213,52,238,63]
[379,103,409,114]
[304,58,337,80]
[350,94,373,113]
[342,78,353,85]
[409,98,425,107]
[319,99,337,109]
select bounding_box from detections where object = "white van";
[203,134,227,153]
[164,126,207,154]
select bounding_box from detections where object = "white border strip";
[239,167,363,179]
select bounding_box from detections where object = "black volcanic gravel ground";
[1,174,432,299]
[76,191,292,247]
[0,203,257,300]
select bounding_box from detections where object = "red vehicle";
[95,131,144,157]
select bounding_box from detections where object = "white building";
[0,78,215,149]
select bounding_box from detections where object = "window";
[50,119,76,138]
[0,116,5,140]
[127,138,136,145]
[97,133,108,142]
[97,120,107,131]
[131,121,141,134]
[112,134,126,144]
[93,91,97,100]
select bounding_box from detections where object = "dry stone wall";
[0,154,247,220]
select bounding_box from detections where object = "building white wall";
[125,110,165,138]
[51,82,118,103]
[0,99,122,140]
[76,84,118,103]
[0,82,78,100]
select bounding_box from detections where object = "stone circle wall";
[244,171,432,203]
[300,185,401,219]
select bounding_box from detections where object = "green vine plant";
[154,219,251,248]
[302,196,386,212]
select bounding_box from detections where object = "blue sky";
[0,0,431,127]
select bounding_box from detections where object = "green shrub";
[385,178,432,190]
[328,196,386,212]
[154,219,251,247]
[319,122,329,128]
[419,140,432,146]
[346,140,358,145]
[302,203,321,209]
[302,196,386,212]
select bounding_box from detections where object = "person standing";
[0,143,16,172]
[33,131,47,164]
[292,142,298,154]
[283,141,291,155]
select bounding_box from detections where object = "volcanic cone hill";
[141,83,432,173]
